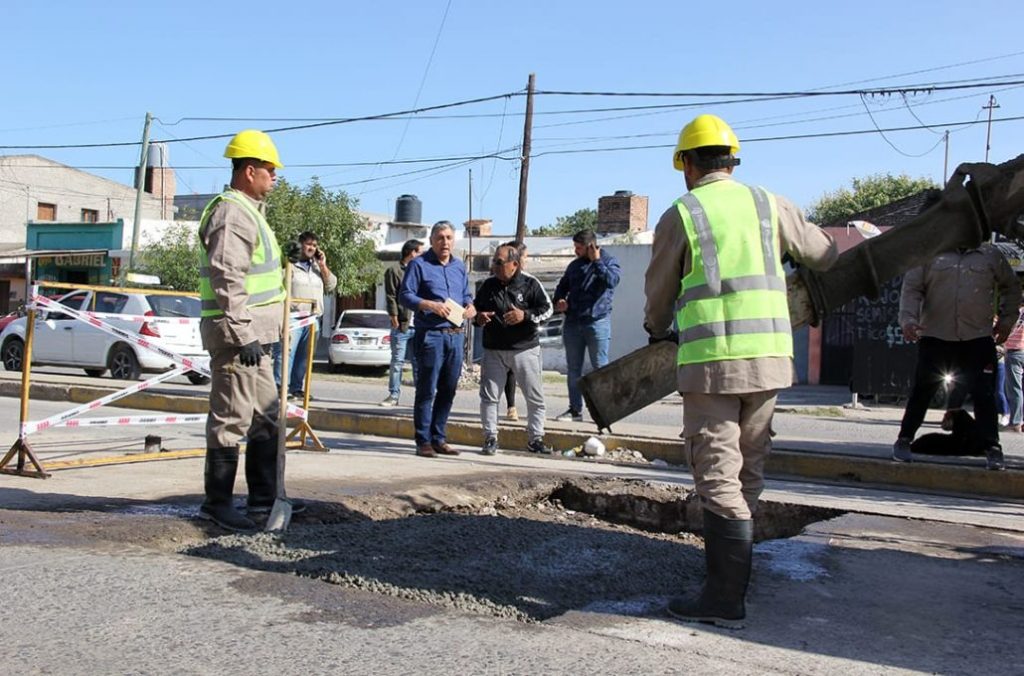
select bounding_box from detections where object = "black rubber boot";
[198,447,256,532]
[667,509,753,629]
[244,437,306,516]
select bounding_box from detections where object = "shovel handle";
[276,265,292,500]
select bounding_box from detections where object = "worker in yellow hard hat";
[195,129,303,531]
[644,114,839,628]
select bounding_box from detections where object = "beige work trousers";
[206,345,279,448]
[681,390,777,520]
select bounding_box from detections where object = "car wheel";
[108,344,141,380]
[84,369,106,378]
[186,371,210,385]
[2,337,24,371]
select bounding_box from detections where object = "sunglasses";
[492,257,511,265]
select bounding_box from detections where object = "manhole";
[183,476,842,622]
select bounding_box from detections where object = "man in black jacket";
[474,244,552,455]
[380,239,422,406]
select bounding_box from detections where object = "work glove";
[285,240,302,264]
[238,340,263,367]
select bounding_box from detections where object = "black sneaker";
[527,438,553,455]
[985,446,1006,471]
[892,437,913,462]
[481,437,498,456]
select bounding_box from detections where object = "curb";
[4,380,1022,500]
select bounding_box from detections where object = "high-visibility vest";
[198,190,285,318]
[674,180,792,365]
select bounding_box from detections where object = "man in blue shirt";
[553,229,621,422]
[399,221,477,457]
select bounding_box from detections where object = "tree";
[137,178,381,296]
[265,178,381,297]
[136,222,202,291]
[807,173,938,225]
[531,207,597,236]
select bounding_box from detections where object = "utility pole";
[125,112,153,286]
[515,73,535,245]
[465,168,474,367]
[942,130,950,181]
[982,95,999,162]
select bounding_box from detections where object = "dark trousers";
[899,336,999,449]
[413,329,464,446]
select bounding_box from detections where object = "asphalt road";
[3,413,1024,675]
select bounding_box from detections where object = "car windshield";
[337,312,390,330]
[146,295,201,318]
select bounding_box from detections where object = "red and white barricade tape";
[78,310,314,327]
[56,413,208,429]
[23,291,307,437]
[21,366,188,437]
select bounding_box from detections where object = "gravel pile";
[183,482,703,622]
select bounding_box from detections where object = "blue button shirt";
[553,253,621,322]
[399,248,473,330]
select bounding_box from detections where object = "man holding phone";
[274,230,336,400]
[552,228,621,422]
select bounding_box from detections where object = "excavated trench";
[183,476,842,622]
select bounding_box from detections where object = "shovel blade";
[264,497,293,533]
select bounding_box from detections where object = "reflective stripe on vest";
[198,190,285,317]
[674,181,792,365]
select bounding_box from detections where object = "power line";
[0,91,523,150]
[6,74,1023,151]
[1,147,522,171]
[527,113,1024,158]
[387,0,453,162]
[533,74,1024,98]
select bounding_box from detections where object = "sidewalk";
[1,367,1022,499]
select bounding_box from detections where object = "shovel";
[265,264,293,533]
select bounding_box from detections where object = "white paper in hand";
[443,298,465,327]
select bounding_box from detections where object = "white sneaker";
[379,396,399,407]
[555,409,583,422]
[999,414,1010,427]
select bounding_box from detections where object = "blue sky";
[2,1,1022,232]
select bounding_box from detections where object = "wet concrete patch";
[181,476,842,623]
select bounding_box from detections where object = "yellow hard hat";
[673,114,740,171]
[224,129,283,169]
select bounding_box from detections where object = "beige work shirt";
[644,173,839,394]
[199,189,283,350]
[290,259,337,316]
[898,245,1021,342]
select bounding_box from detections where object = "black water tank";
[395,194,422,224]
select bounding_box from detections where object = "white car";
[0,289,209,384]
[328,309,392,370]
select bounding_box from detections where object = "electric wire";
[6,75,1023,150]
[0,91,524,150]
